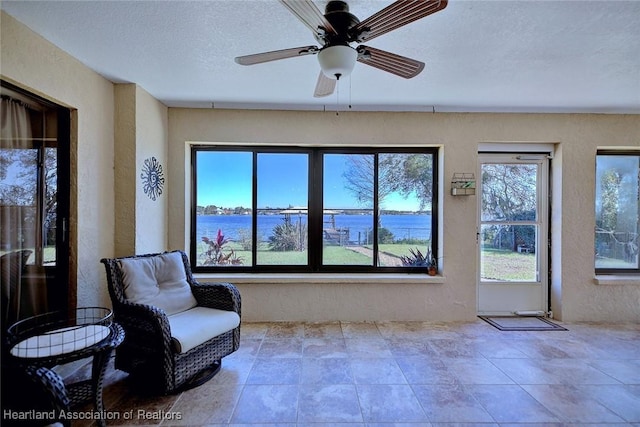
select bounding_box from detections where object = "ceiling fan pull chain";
[336,75,340,116]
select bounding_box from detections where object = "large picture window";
[192,146,438,274]
[595,151,640,273]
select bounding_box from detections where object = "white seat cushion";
[167,306,240,354]
[118,252,197,316]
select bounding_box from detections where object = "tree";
[599,170,622,232]
[342,153,434,211]
[595,156,639,263]
[1,146,57,248]
[342,154,375,207]
[381,153,433,210]
[481,164,537,251]
[481,164,537,222]
[596,156,639,233]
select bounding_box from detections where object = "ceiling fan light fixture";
[318,45,357,79]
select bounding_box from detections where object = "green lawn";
[376,244,429,258]
[195,242,372,265]
[323,246,372,264]
[196,241,539,279]
[257,249,307,265]
[481,248,536,281]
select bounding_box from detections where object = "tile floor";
[65,320,640,426]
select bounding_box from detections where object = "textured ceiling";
[2,0,639,113]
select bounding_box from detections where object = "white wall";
[169,109,640,323]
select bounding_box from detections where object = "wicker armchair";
[101,250,241,394]
[2,365,71,427]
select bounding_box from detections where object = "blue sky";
[196,151,421,211]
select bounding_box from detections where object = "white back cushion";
[118,252,197,315]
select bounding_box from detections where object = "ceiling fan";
[234,0,448,97]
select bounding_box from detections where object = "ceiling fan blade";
[352,0,448,43]
[235,45,319,65]
[279,0,337,38]
[313,71,336,97]
[357,45,425,79]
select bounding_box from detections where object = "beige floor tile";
[350,358,407,384]
[345,338,393,358]
[301,357,353,384]
[447,357,515,384]
[412,384,494,423]
[340,321,382,338]
[304,321,343,338]
[302,337,348,358]
[246,358,302,384]
[521,384,626,423]
[396,356,461,385]
[257,338,303,358]
[467,384,561,423]
[357,384,427,423]
[229,384,298,424]
[298,384,362,422]
[168,384,242,425]
[41,321,640,426]
[582,384,640,422]
[265,322,305,339]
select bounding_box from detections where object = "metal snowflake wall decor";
[141,156,165,201]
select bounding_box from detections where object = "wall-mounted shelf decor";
[451,173,476,196]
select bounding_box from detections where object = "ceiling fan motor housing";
[321,0,361,46]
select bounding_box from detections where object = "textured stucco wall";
[1,11,115,309]
[114,84,137,257]
[134,85,169,254]
[558,119,640,321]
[169,109,640,323]
[114,84,169,255]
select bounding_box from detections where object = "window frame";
[191,145,438,274]
[594,149,640,275]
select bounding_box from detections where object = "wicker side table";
[6,308,125,427]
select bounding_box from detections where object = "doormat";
[479,316,568,331]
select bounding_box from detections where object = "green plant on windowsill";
[400,247,438,275]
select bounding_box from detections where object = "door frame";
[477,151,552,316]
[0,80,72,316]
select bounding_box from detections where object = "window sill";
[193,273,445,285]
[594,275,640,286]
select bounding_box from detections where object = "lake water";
[197,214,432,243]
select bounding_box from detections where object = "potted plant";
[427,253,438,276]
[400,247,438,275]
